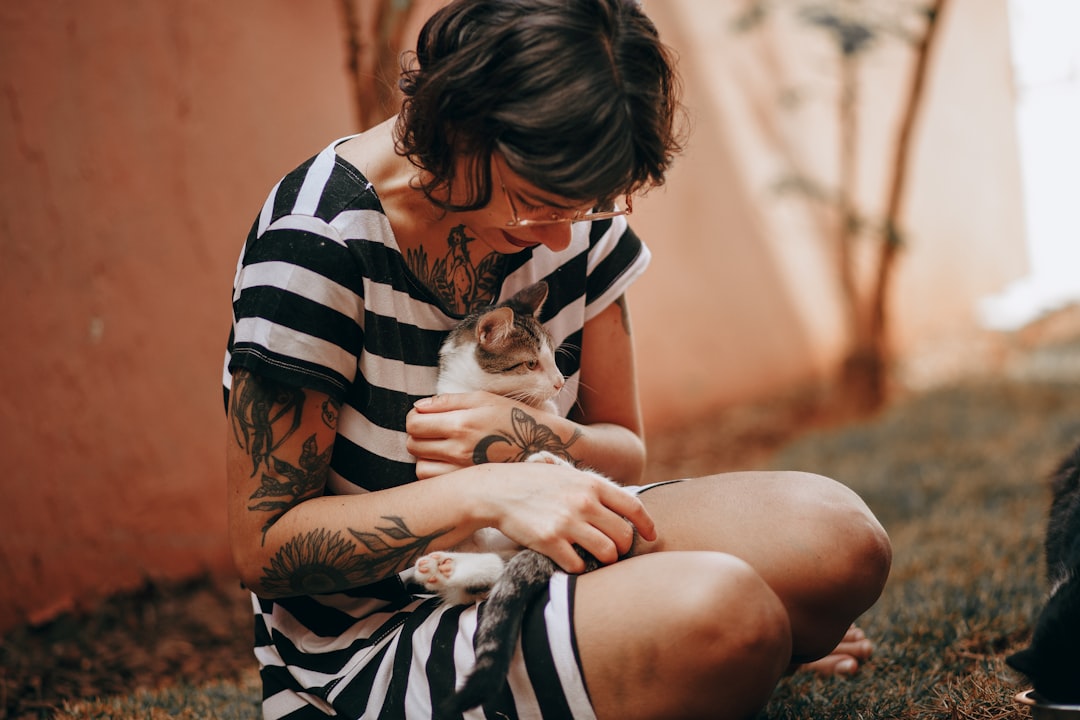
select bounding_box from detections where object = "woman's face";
[460,154,596,256]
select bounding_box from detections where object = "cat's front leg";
[415,551,507,606]
[525,450,574,468]
[527,451,625,489]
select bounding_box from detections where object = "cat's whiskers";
[505,388,553,409]
[555,343,580,361]
[566,378,597,417]
[574,377,598,396]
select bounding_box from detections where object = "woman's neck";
[336,119,507,315]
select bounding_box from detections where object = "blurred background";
[0,0,1075,642]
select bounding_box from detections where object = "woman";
[224,1,891,718]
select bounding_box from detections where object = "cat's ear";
[476,307,515,350]
[514,281,548,318]
[1006,647,1036,677]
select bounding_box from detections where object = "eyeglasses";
[496,164,633,228]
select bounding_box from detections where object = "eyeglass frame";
[495,163,633,228]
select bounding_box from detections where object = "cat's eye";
[526,360,538,370]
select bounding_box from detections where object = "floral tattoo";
[259,518,451,596]
[404,224,505,314]
[229,371,305,477]
[229,371,339,543]
[472,407,582,466]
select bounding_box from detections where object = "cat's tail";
[442,550,556,716]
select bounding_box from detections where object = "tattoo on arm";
[229,370,305,476]
[230,370,341,544]
[247,434,331,543]
[259,517,451,596]
[472,407,583,466]
[321,398,338,427]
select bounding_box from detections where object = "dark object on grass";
[1014,689,1080,719]
[1007,443,1080,704]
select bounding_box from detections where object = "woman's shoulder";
[251,134,399,252]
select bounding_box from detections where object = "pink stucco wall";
[0,1,357,630]
[0,0,1026,632]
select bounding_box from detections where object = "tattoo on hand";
[259,517,451,596]
[472,407,582,465]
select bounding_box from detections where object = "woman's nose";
[530,223,573,253]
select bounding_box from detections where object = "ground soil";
[4,305,1078,719]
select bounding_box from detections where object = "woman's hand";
[466,460,657,573]
[407,392,578,480]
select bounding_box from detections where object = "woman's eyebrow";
[516,186,584,210]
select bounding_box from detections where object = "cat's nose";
[553,377,565,392]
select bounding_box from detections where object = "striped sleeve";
[583,216,650,322]
[229,216,365,399]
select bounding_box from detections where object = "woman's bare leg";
[572,470,891,720]
[576,552,793,720]
[796,625,874,675]
[631,471,891,663]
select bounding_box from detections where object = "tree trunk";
[841,0,949,415]
[867,0,950,388]
[338,0,413,132]
[836,50,884,415]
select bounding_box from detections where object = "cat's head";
[438,281,565,409]
[1007,572,1080,704]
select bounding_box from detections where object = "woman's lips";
[501,231,539,249]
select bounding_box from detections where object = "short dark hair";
[395,0,686,212]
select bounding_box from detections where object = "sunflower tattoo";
[260,518,451,596]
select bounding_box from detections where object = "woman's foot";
[793,625,873,676]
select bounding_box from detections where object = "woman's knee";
[578,553,792,719]
[788,472,892,610]
[669,554,793,715]
[678,553,792,661]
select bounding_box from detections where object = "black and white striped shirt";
[224,136,650,501]
[222,137,650,717]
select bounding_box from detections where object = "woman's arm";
[406,295,646,485]
[227,369,652,596]
[226,369,480,597]
[569,294,647,483]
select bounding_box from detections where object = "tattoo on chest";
[405,224,505,314]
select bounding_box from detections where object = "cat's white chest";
[454,527,520,556]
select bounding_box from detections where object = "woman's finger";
[404,407,449,439]
[572,523,621,566]
[601,483,657,543]
[413,391,503,413]
[414,459,459,480]
[542,539,588,574]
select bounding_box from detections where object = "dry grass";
[757,376,1080,719]
[5,336,1079,719]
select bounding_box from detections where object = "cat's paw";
[416,551,456,590]
[415,552,504,606]
[526,451,571,467]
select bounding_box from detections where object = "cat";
[414,280,633,714]
[1006,441,1080,705]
